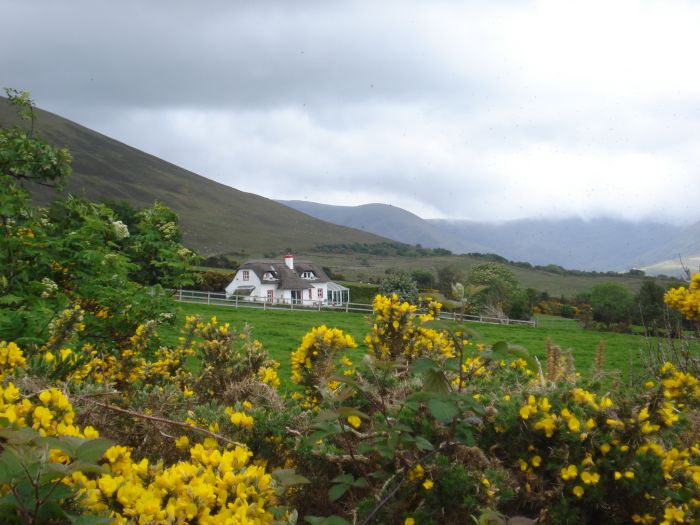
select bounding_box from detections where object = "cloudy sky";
[3,0,700,224]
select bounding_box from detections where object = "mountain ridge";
[0,97,393,256]
[279,200,699,274]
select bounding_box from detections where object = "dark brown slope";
[0,98,390,255]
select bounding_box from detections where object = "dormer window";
[263,272,278,280]
[301,271,316,279]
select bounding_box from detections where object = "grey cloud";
[3,0,700,224]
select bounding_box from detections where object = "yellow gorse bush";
[290,325,357,409]
[364,294,452,361]
[0,341,285,524]
[665,274,700,321]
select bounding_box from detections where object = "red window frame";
[317,288,323,299]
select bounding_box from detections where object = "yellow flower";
[405,519,416,525]
[229,411,254,429]
[580,471,600,485]
[572,485,584,498]
[663,505,685,523]
[567,417,581,433]
[422,479,434,490]
[531,455,542,467]
[38,390,52,405]
[174,435,189,450]
[182,386,194,398]
[624,471,635,479]
[347,415,361,429]
[408,464,424,481]
[561,464,578,481]
[98,475,120,497]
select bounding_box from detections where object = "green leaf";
[423,368,450,395]
[328,483,349,502]
[331,473,355,484]
[0,294,23,305]
[490,341,509,354]
[337,407,369,420]
[75,438,114,464]
[427,398,459,423]
[313,410,341,424]
[406,391,434,402]
[352,477,368,488]
[273,468,310,488]
[414,436,434,451]
[68,515,113,525]
[410,357,439,374]
[305,516,352,525]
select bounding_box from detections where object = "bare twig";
[87,401,247,448]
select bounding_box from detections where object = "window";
[263,272,277,280]
[301,271,315,279]
[317,288,324,299]
[242,270,249,281]
[267,289,274,302]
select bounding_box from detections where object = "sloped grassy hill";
[0,98,390,255]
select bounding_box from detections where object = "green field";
[303,252,678,298]
[167,303,657,390]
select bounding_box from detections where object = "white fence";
[173,289,537,327]
[174,289,373,313]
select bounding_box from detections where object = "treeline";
[464,252,682,280]
[312,241,453,257]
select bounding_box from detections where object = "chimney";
[284,253,294,270]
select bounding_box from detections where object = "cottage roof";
[240,258,331,290]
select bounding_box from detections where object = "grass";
[305,252,679,298]
[166,304,656,390]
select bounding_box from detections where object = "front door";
[291,290,301,304]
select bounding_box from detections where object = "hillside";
[0,98,391,255]
[301,252,676,298]
[279,200,698,272]
[277,200,488,252]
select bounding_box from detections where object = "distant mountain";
[0,98,392,255]
[276,200,488,252]
[429,218,683,272]
[279,200,699,272]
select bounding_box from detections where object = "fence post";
[207,292,211,305]
[235,295,238,308]
[178,289,182,301]
[346,302,349,313]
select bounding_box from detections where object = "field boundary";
[173,289,537,327]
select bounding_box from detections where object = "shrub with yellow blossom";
[665,274,700,322]
[290,325,357,409]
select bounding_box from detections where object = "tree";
[590,283,633,328]
[465,262,521,315]
[0,91,197,348]
[437,265,465,297]
[411,268,435,289]
[634,279,667,329]
[379,270,419,304]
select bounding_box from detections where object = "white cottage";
[224,254,350,306]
